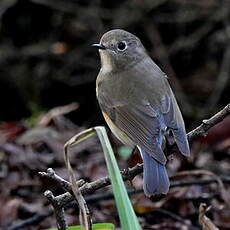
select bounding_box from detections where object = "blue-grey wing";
[114,104,167,164]
[98,91,167,164]
[160,88,190,157]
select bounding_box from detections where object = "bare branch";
[44,190,67,230]
[187,103,230,140]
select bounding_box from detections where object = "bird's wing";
[98,93,167,164]
[159,86,190,156]
[137,58,190,157]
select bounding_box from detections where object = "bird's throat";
[100,51,113,74]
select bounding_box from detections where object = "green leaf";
[91,223,115,230]
[45,223,115,230]
[95,126,142,230]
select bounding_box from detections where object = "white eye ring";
[117,41,127,51]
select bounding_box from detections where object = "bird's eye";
[117,41,127,51]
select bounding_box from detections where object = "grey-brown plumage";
[94,29,190,196]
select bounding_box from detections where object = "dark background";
[0,0,230,229]
[0,0,229,128]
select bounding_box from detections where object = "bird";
[93,29,190,197]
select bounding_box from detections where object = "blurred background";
[0,0,230,229]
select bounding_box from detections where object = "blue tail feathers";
[142,151,170,197]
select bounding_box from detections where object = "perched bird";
[93,29,190,197]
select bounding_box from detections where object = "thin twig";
[44,190,67,230]
[187,103,230,140]
[39,168,230,198]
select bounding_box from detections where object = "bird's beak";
[91,43,106,50]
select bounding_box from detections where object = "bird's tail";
[142,151,170,197]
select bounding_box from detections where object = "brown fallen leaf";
[199,203,219,230]
[172,169,230,208]
[0,122,25,143]
[0,198,22,227]
[133,187,188,213]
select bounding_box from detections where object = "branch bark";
[187,103,230,140]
